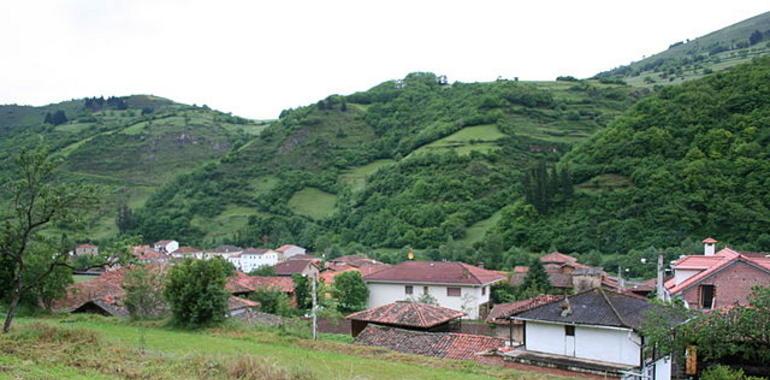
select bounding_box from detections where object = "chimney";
[560,297,572,317]
[703,237,717,256]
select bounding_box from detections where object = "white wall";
[525,321,641,367]
[673,269,701,285]
[366,282,492,319]
[239,251,279,273]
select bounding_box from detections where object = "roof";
[346,302,464,329]
[174,246,202,254]
[208,245,242,253]
[241,247,272,256]
[285,254,319,261]
[154,240,175,245]
[703,237,718,244]
[228,296,260,311]
[485,295,563,324]
[539,251,578,264]
[667,248,770,295]
[509,268,577,289]
[226,272,295,294]
[275,244,303,253]
[363,261,504,286]
[514,288,653,331]
[354,325,503,361]
[76,243,97,249]
[330,255,383,267]
[274,259,316,276]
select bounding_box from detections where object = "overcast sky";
[1,1,767,119]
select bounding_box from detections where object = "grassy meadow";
[0,315,570,380]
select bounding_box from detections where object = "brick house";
[664,238,770,310]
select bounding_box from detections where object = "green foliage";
[292,274,311,310]
[520,258,551,294]
[164,258,232,328]
[249,287,293,317]
[249,265,276,276]
[332,271,368,313]
[115,203,137,234]
[123,266,167,320]
[700,365,765,380]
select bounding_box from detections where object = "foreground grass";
[0,315,570,380]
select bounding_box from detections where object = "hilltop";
[596,11,770,86]
[0,95,268,238]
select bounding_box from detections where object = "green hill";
[500,58,770,255]
[596,11,770,86]
[0,95,268,238]
[132,74,635,256]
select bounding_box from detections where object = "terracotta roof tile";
[363,261,504,285]
[346,302,464,328]
[274,259,317,276]
[667,248,770,294]
[226,272,295,294]
[355,325,503,361]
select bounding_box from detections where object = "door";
[564,325,575,356]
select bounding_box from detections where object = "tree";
[250,287,293,316]
[332,271,368,313]
[116,204,137,234]
[749,30,764,45]
[292,273,311,310]
[43,110,68,126]
[164,258,232,328]
[249,265,276,276]
[123,266,167,320]
[0,148,98,333]
[520,258,551,294]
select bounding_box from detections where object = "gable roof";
[241,247,272,256]
[275,244,303,253]
[539,251,578,264]
[174,246,202,255]
[486,295,563,323]
[363,261,504,286]
[273,259,316,276]
[354,325,503,361]
[208,245,242,253]
[514,288,653,331]
[346,302,464,329]
[227,296,260,311]
[226,272,295,294]
[76,243,97,249]
[667,248,770,294]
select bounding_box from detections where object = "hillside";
[132,74,636,257]
[596,11,770,86]
[0,96,267,238]
[498,58,770,255]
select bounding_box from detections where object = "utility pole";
[656,255,665,301]
[311,272,318,340]
[617,266,625,290]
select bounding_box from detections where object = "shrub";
[164,258,232,328]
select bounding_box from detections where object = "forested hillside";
[0,96,267,238]
[133,74,636,258]
[597,11,770,86]
[499,58,770,255]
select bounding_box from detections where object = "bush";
[250,288,294,317]
[123,266,167,320]
[701,365,763,380]
[332,271,369,313]
[164,258,232,328]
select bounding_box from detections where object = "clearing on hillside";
[339,159,395,192]
[288,187,337,220]
[411,124,507,156]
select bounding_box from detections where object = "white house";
[153,240,179,254]
[237,248,279,273]
[275,244,307,261]
[512,288,676,379]
[170,246,204,260]
[362,261,505,320]
[205,245,243,260]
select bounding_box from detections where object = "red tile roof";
[228,296,260,311]
[226,272,295,294]
[76,243,97,249]
[346,302,464,329]
[363,261,504,286]
[174,246,202,254]
[539,251,577,264]
[702,237,718,244]
[667,248,770,295]
[276,244,303,253]
[274,259,316,276]
[241,247,272,255]
[354,325,503,361]
[486,295,563,323]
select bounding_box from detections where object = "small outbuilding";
[346,301,464,337]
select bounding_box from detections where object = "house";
[486,294,562,345]
[320,255,389,284]
[273,259,320,277]
[54,269,129,317]
[362,261,505,319]
[226,271,295,301]
[238,248,279,273]
[354,324,503,361]
[346,301,464,337]
[170,246,204,260]
[74,243,99,256]
[510,252,654,296]
[205,245,243,259]
[664,238,770,310]
[509,288,677,378]
[133,245,171,264]
[153,240,179,254]
[275,244,306,261]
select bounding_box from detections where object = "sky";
[1,1,767,119]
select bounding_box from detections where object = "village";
[59,237,770,379]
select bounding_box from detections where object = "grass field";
[339,159,395,192]
[192,206,269,241]
[458,209,504,245]
[288,188,337,220]
[411,124,507,156]
[0,316,567,380]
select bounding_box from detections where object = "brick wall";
[680,260,770,309]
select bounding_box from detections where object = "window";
[565,325,575,336]
[700,285,715,309]
[447,287,461,297]
[405,285,413,295]
[482,286,486,296]
[423,286,429,295]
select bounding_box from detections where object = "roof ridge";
[598,288,629,328]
